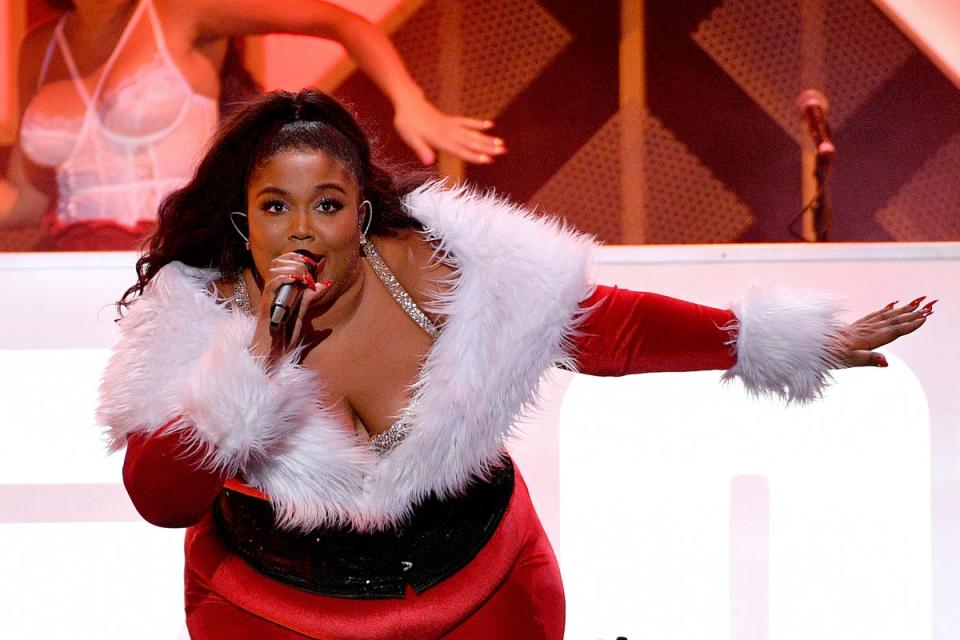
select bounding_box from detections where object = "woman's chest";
[301,290,435,435]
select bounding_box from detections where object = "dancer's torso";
[18,0,220,228]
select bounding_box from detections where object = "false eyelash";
[261,199,288,213]
[316,197,345,212]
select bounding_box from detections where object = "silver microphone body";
[269,283,304,329]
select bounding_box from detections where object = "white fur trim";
[97,263,369,529]
[98,263,223,449]
[362,183,598,524]
[721,286,846,403]
[97,186,597,531]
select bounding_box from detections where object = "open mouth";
[292,249,325,273]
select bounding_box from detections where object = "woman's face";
[245,148,363,291]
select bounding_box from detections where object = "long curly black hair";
[118,89,425,310]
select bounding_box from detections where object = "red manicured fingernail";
[883,301,897,310]
[876,354,888,368]
[299,254,317,266]
[909,296,926,306]
[322,279,333,288]
[922,299,938,311]
[303,273,316,289]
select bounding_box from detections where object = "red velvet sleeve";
[573,285,738,376]
[122,421,227,528]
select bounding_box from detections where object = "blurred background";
[2,0,960,251]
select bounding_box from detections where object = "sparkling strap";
[363,237,436,455]
[232,273,252,314]
[362,237,439,339]
[368,406,414,457]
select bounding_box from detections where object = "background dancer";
[0,0,505,249]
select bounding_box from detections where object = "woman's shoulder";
[373,230,453,310]
[18,20,60,104]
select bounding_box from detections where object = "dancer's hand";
[835,297,934,368]
[393,95,507,165]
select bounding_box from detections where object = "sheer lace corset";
[18,0,217,228]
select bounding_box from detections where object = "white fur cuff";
[722,286,846,403]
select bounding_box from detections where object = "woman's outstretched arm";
[185,0,506,165]
[572,285,932,401]
[573,285,737,376]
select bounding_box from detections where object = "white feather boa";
[98,184,598,531]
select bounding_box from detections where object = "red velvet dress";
[120,286,736,639]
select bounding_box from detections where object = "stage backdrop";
[0,242,957,639]
[2,0,960,250]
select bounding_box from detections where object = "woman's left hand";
[393,96,507,166]
[836,297,934,368]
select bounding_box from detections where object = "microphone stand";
[811,151,831,242]
[795,90,834,242]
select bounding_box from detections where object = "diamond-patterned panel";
[693,0,803,140]
[822,0,913,129]
[531,109,754,243]
[391,0,570,121]
[460,0,571,119]
[390,1,445,108]
[643,112,755,243]
[694,0,912,143]
[875,133,960,240]
[529,112,621,242]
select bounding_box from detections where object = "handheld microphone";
[269,249,318,333]
[795,89,835,160]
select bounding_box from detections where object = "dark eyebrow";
[255,186,289,198]
[315,183,347,194]
[255,183,347,198]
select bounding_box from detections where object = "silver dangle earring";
[229,211,250,250]
[358,200,373,245]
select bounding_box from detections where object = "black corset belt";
[213,459,515,599]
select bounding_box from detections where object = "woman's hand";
[835,297,935,368]
[249,253,331,361]
[393,96,507,166]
